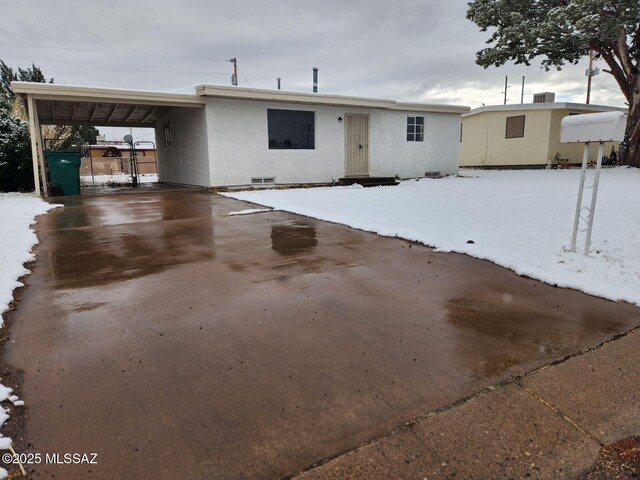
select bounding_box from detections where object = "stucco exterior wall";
[155,107,211,187]
[368,109,461,178]
[460,109,552,167]
[205,98,461,187]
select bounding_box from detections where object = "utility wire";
[0,41,227,62]
[237,65,251,87]
[11,62,228,75]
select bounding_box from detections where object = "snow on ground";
[0,193,59,473]
[0,193,60,316]
[80,173,158,185]
[222,168,640,306]
[226,208,273,216]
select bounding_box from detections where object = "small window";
[505,115,525,138]
[407,116,424,142]
[268,109,315,149]
[460,123,463,143]
[163,122,172,147]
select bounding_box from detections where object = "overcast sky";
[1,0,627,141]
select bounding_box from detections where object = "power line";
[592,79,624,96]
[0,41,227,62]
[11,62,228,75]
[237,65,251,87]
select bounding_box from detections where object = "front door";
[344,114,369,176]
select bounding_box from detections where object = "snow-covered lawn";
[0,193,59,316]
[222,168,640,306]
[80,173,158,185]
[0,193,59,475]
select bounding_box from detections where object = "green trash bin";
[45,150,82,196]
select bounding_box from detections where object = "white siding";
[155,107,211,187]
[205,98,460,187]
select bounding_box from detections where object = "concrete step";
[338,177,399,187]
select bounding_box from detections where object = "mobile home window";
[407,116,424,142]
[505,115,525,138]
[163,122,172,147]
[267,109,315,149]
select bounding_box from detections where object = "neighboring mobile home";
[460,100,626,169]
[12,82,469,193]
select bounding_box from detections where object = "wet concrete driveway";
[6,189,640,479]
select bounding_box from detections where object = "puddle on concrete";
[46,194,217,289]
[445,292,633,380]
[271,222,318,256]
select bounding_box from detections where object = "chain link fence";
[80,142,157,185]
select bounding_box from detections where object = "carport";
[11,81,206,196]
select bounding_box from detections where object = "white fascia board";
[195,84,470,114]
[11,82,205,108]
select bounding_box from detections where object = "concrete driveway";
[4,188,640,479]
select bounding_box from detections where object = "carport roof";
[11,81,205,127]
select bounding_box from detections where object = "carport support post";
[584,141,604,256]
[26,94,48,197]
[570,142,590,252]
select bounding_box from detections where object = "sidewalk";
[296,326,640,479]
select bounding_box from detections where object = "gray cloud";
[0,0,626,139]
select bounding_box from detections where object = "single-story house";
[459,101,627,168]
[11,81,469,195]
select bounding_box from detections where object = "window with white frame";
[407,116,424,142]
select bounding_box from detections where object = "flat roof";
[10,81,469,126]
[195,84,470,114]
[464,102,627,118]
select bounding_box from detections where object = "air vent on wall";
[425,171,441,178]
[251,177,276,184]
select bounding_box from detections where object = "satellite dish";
[123,134,133,145]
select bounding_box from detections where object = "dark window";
[163,122,172,147]
[460,123,463,143]
[505,115,525,138]
[268,109,315,149]
[407,116,424,141]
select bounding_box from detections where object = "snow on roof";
[465,102,627,117]
[560,111,627,143]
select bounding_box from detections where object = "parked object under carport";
[45,150,81,196]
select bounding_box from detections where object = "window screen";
[407,116,424,142]
[505,115,525,138]
[268,109,315,149]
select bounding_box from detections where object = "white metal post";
[570,142,590,251]
[26,94,41,196]
[26,94,48,197]
[583,141,604,256]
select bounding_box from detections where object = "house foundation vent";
[251,177,276,185]
[425,171,441,178]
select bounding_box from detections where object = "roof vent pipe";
[313,67,318,93]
